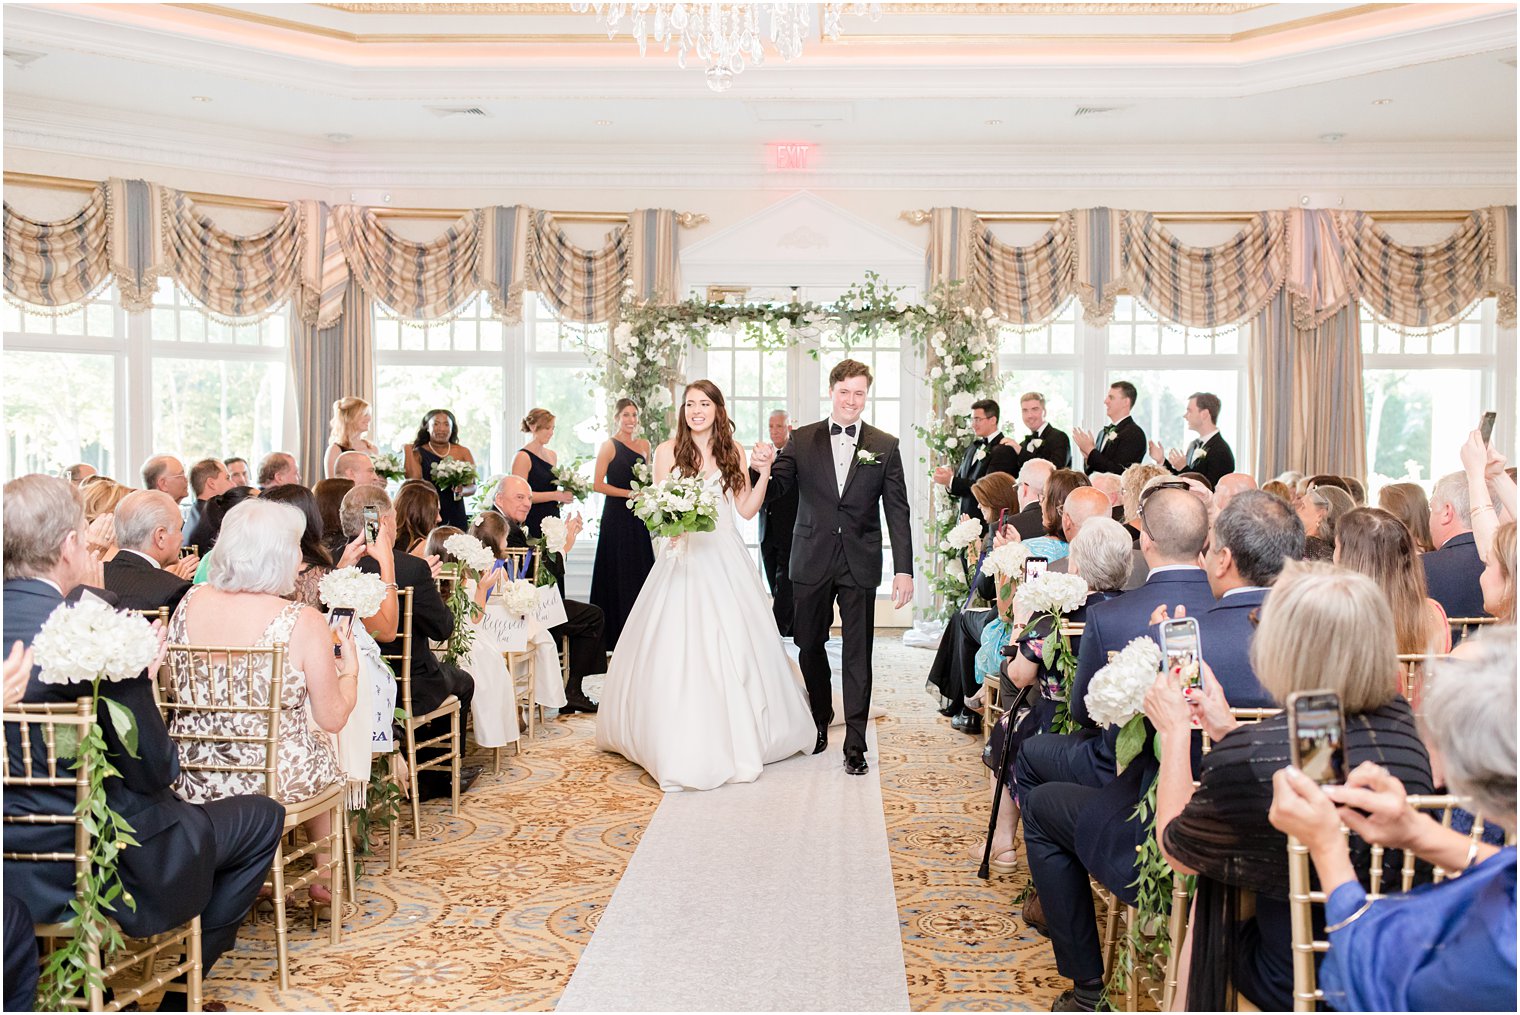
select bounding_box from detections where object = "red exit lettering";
[773,143,813,170]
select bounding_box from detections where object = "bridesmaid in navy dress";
[403,408,476,530]
[511,408,572,538]
[589,398,656,651]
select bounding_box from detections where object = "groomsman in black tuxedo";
[1073,381,1146,475]
[1010,391,1072,470]
[933,399,1018,522]
[1148,391,1236,488]
[758,409,799,637]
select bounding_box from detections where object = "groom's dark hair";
[828,359,873,389]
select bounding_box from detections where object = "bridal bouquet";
[552,458,594,503]
[1085,635,1162,770]
[629,461,653,494]
[632,474,719,560]
[318,567,389,618]
[431,457,478,495]
[30,598,162,1008]
[370,450,404,483]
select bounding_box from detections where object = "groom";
[754,359,913,776]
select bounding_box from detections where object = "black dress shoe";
[812,725,828,755]
[1050,987,1099,1012]
[843,748,868,776]
[562,696,599,714]
[937,704,958,717]
[951,712,984,735]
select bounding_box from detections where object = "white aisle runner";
[556,723,910,1012]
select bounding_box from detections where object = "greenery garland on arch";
[581,273,1006,620]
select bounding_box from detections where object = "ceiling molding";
[321,3,1269,15]
[6,100,1512,195]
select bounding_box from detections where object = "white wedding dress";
[596,470,817,791]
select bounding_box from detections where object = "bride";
[596,379,817,791]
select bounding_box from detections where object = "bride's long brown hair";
[674,379,745,494]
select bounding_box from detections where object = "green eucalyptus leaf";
[1114,715,1147,771]
[55,724,80,758]
[103,698,139,758]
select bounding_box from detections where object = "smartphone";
[1287,690,1348,786]
[327,607,355,658]
[996,508,1010,535]
[1480,410,1497,445]
[1160,617,1203,694]
[362,506,380,545]
[1023,556,1048,582]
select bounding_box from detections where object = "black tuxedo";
[1007,500,1048,542]
[1012,424,1072,471]
[947,436,1017,520]
[757,445,800,637]
[2,579,284,976]
[768,418,913,754]
[1164,431,1235,487]
[501,516,606,702]
[1083,416,1146,475]
[103,550,191,615]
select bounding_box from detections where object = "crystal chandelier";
[572,3,883,92]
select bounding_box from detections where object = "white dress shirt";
[828,417,859,497]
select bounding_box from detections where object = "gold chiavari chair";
[984,623,1085,733]
[384,588,463,842]
[5,699,204,1012]
[1286,794,1486,1012]
[1395,652,1449,704]
[134,607,173,703]
[162,643,345,992]
[1200,707,1283,754]
[1448,616,1497,641]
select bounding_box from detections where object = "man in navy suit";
[1023,490,1303,1012]
[1423,471,1487,623]
[1072,380,1147,476]
[3,475,283,1010]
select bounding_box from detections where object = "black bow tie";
[830,423,857,437]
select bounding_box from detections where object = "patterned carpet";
[201,636,1061,1011]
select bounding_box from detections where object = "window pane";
[3,351,116,480]
[527,365,605,464]
[1364,368,1484,490]
[152,359,286,466]
[375,365,506,477]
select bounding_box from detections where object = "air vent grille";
[1074,105,1126,117]
[426,106,493,119]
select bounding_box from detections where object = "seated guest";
[1260,479,1293,503]
[470,510,511,558]
[183,458,232,547]
[256,452,300,491]
[1117,462,1166,542]
[3,475,284,1005]
[103,490,198,613]
[333,449,383,488]
[1017,490,1292,1006]
[1049,486,1144,587]
[4,894,37,1011]
[224,457,250,488]
[1460,428,1519,561]
[1087,473,1123,521]
[81,478,131,559]
[1211,473,1257,517]
[187,486,258,580]
[1020,469,1091,564]
[1378,481,1435,552]
[1336,507,1451,657]
[1297,483,1353,561]
[1343,475,1367,505]
[1478,521,1516,624]
[340,485,474,797]
[61,462,95,485]
[925,472,1022,733]
[1423,470,1487,620]
[141,454,189,505]
[1149,391,1236,487]
[1275,469,1304,491]
[491,476,605,713]
[261,484,355,608]
[1305,473,1352,496]
[1073,381,1146,475]
[395,482,443,556]
[314,477,355,561]
[1010,390,1072,470]
[983,516,1130,873]
[1156,562,1434,1011]
[1267,634,1516,1011]
[1007,459,1055,540]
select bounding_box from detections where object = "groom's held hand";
[891,574,913,610]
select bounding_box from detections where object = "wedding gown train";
[596,471,817,791]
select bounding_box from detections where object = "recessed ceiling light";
[1319,132,1346,143]
[594,119,612,126]
[191,95,213,103]
[985,119,1002,126]
[1372,98,1393,105]
[326,132,352,144]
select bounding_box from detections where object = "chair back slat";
[1201,707,1281,754]
[162,643,286,799]
[380,587,415,715]
[3,700,96,905]
[501,547,538,583]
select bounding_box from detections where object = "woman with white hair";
[1269,628,1516,1011]
[166,499,359,909]
[981,516,1132,874]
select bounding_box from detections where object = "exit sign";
[772,143,814,170]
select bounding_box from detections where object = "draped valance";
[926,204,1517,332]
[3,177,684,328]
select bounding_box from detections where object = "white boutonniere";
[857,449,880,466]
[1192,447,1208,462]
[973,447,987,463]
[1027,438,1044,451]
